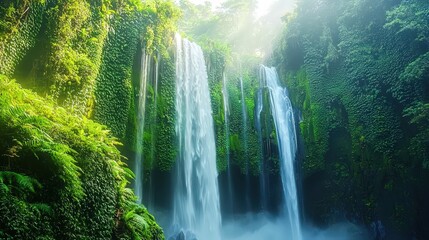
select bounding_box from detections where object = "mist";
[177,0,297,58]
[221,213,370,240]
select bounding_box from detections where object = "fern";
[119,187,137,205]
[30,203,52,215]
[1,74,163,238]
[124,210,149,239]
[0,171,42,197]
[0,179,10,193]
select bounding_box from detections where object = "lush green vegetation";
[177,0,268,175]
[126,0,267,175]
[0,0,45,77]
[273,0,429,237]
[140,53,177,173]
[0,0,179,239]
[1,0,428,238]
[0,75,162,239]
[94,0,180,139]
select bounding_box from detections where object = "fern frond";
[120,187,137,203]
[124,210,149,238]
[0,171,42,197]
[123,167,135,180]
[30,203,52,215]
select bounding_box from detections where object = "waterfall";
[146,53,160,211]
[173,34,222,240]
[239,76,250,210]
[260,65,302,240]
[255,82,267,211]
[134,49,150,204]
[222,72,234,214]
[240,76,248,137]
[239,76,249,156]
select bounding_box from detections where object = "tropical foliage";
[0,0,178,239]
[273,0,429,237]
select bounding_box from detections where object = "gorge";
[1,0,429,240]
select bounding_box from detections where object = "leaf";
[0,171,42,197]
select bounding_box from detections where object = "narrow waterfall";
[255,83,267,211]
[260,66,302,240]
[134,49,150,204]
[240,76,248,140]
[239,76,250,209]
[239,76,249,157]
[173,34,222,240]
[222,72,234,214]
[146,53,160,210]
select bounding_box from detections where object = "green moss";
[223,66,262,175]
[153,54,177,172]
[0,75,163,239]
[93,2,143,138]
[274,0,429,233]
[41,0,110,116]
[0,0,180,238]
[94,0,180,140]
[0,0,45,76]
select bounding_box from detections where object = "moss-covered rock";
[273,0,429,237]
[0,0,45,77]
[0,75,163,239]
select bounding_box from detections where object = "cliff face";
[2,0,429,239]
[273,0,429,238]
[0,0,179,239]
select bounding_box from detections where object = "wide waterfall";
[173,34,222,240]
[260,65,302,240]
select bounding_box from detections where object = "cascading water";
[239,76,251,210]
[260,65,302,240]
[240,76,248,144]
[255,81,267,211]
[222,72,234,214]
[173,34,222,240]
[146,53,159,211]
[134,49,150,204]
